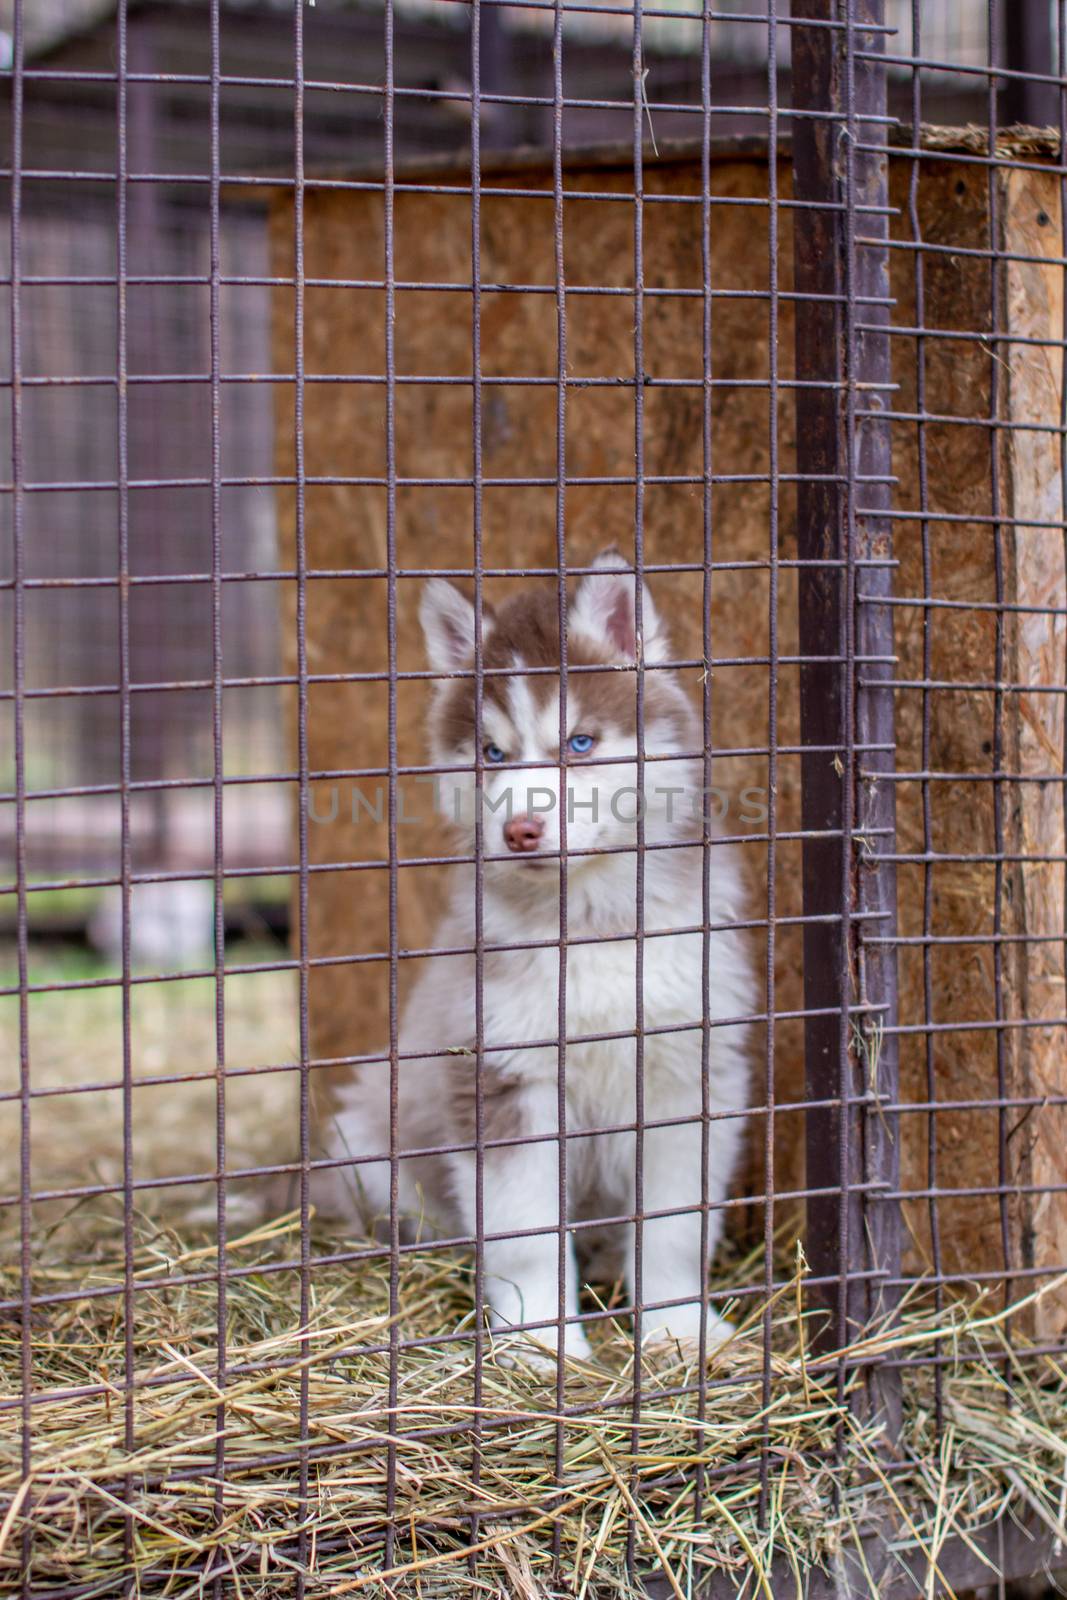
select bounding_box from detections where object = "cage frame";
[5,0,1067,1596]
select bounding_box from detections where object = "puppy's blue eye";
[567,733,594,755]
[484,743,507,764]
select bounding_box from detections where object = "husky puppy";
[321,550,754,1364]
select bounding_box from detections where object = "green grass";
[0,938,300,1220]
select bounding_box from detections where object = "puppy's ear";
[420,580,493,675]
[570,547,670,664]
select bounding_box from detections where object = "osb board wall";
[888,160,1067,1336]
[269,146,1067,1334]
[1001,169,1067,1311]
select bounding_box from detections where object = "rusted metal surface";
[790,0,900,1441]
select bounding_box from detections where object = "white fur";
[320,559,755,1368]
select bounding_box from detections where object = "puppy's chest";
[483,928,699,1046]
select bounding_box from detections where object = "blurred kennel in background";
[0,0,1024,944]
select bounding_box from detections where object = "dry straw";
[2,1209,1065,1598]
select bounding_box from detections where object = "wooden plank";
[1002,164,1067,1340]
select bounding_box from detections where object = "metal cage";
[3,1,1067,1596]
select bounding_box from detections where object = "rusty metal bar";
[206,1,228,1589]
[9,0,31,1591]
[115,0,139,1577]
[291,0,313,1585]
[790,0,901,1437]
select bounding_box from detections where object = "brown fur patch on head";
[484,588,566,678]
[432,582,692,753]
[433,588,564,752]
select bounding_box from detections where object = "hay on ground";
[2,1209,1066,1598]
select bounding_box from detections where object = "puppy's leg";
[627,1056,740,1353]
[450,1070,590,1368]
[313,1063,448,1239]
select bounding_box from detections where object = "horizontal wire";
[0,469,898,494]
[3,279,895,308]
[12,78,901,130]
[0,651,897,703]
[0,740,886,809]
[0,1176,888,1262]
[4,371,898,392]
[12,559,885,591]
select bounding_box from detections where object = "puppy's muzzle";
[504,814,545,853]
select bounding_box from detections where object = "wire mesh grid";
[2,1,1067,1596]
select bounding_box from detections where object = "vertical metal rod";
[207,0,227,1587]
[550,0,570,1563]
[292,0,312,1586]
[908,0,944,1436]
[627,0,648,1579]
[126,21,169,860]
[10,0,30,1590]
[987,0,1014,1328]
[758,0,781,1529]
[791,0,857,1357]
[692,0,714,1530]
[790,0,900,1429]
[844,0,900,1437]
[1058,9,1067,1342]
[468,0,488,1563]
[115,5,138,1585]
[383,0,401,1571]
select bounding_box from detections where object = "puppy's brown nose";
[504,814,545,853]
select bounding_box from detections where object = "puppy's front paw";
[490,1324,594,1376]
[640,1304,735,1360]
